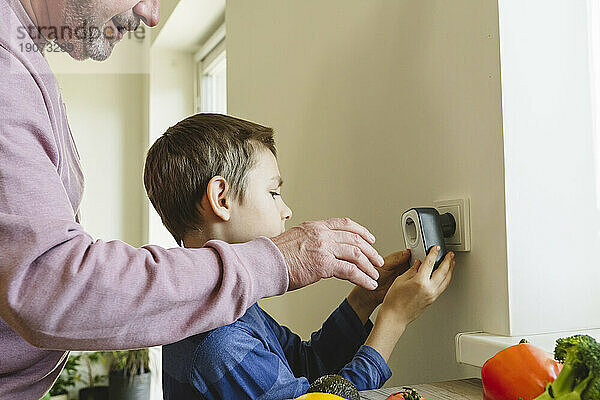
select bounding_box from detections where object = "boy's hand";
[347,250,411,323]
[362,249,413,306]
[380,246,455,328]
[272,218,384,291]
[364,247,456,361]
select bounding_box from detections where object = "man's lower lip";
[112,19,126,33]
[108,19,124,41]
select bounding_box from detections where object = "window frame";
[194,24,227,114]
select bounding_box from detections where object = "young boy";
[143,114,456,399]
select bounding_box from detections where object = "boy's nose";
[133,0,160,27]
[283,205,293,221]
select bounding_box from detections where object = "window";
[195,25,227,114]
[588,0,600,207]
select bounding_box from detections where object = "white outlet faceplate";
[434,198,471,252]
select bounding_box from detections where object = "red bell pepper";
[481,341,562,400]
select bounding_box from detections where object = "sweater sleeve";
[0,46,288,351]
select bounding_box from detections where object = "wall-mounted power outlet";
[433,198,471,252]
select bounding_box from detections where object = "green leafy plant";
[105,349,150,383]
[76,352,107,388]
[49,354,81,396]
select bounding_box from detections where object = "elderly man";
[0,1,386,398]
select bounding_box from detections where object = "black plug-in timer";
[401,208,456,272]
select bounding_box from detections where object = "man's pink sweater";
[0,1,288,398]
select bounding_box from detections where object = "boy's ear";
[204,176,232,222]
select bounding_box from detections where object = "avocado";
[307,375,360,400]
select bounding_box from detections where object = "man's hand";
[271,218,384,291]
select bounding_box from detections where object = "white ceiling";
[153,0,225,51]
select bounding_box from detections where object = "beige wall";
[151,0,181,43]
[50,71,148,248]
[56,73,148,247]
[227,0,506,385]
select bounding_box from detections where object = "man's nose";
[133,0,161,27]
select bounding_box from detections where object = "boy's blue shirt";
[162,299,392,399]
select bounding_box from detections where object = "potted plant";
[106,349,151,400]
[46,354,81,400]
[77,352,108,400]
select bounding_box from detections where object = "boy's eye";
[270,192,281,198]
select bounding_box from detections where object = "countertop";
[360,378,483,400]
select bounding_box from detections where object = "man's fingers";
[275,219,382,291]
[324,217,376,244]
[417,246,440,279]
[332,260,378,290]
[333,244,380,282]
[431,252,455,287]
[335,231,384,268]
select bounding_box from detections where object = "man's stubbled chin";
[62,0,140,61]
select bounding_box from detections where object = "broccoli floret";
[534,335,600,400]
